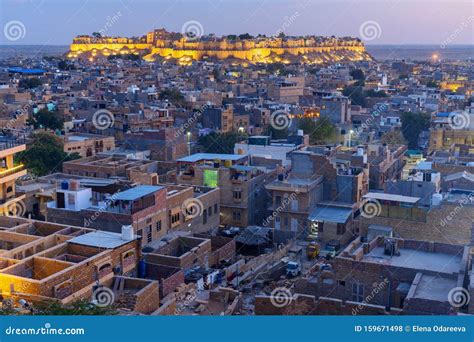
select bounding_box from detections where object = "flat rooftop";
[113,185,163,201]
[308,206,352,224]
[363,192,420,204]
[363,247,462,274]
[177,153,247,163]
[69,231,137,249]
[412,274,457,302]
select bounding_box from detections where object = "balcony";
[0,138,26,152]
[0,164,25,178]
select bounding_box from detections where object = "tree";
[350,68,365,81]
[264,124,288,140]
[27,108,64,131]
[159,88,185,106]
[380,131,407,145]
[58,59,76,70]
[238,33,253,40]
[266,62,291,76]
[16,132,80,176]
[299,117,336,144]
[198,131,247,154]
[18,77,42,89]
[343,86,367,107]
[365,89,388,98]
[33,300,117,315]
[401,112,431,149]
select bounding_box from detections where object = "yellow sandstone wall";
[68,36,371,63]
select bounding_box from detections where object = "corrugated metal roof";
[113,185,163,201]
[177,153,247,163]
[308,206,352,224]
[69,231,136,249]
[363,192,420,203]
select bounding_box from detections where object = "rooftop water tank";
[432,193,443,206]
[121,225,134,241]
[61,181,69,190]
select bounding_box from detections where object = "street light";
[348,129,354,147]
[187,132,191,156]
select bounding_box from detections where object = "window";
[232,211,241,222]
[203,209,207,224]
[214,203,218,213]
[156,220,162,232]
[284,217,289,227]
[208,206,212,216]
[337,223,346,235]
[171,213,180,224]
[338,280,346,287]
[147,225,152,243]
[275,196,282,206]
[352,283,364,302]
[233,190,242,200]
[137,229,143,238]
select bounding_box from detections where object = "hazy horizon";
[0,0,473,46]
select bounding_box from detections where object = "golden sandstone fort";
[68,28,372,65]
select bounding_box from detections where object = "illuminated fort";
[68,29,372,65]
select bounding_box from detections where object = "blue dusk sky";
[0,0,473,45]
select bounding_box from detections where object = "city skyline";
[0,0,473,45]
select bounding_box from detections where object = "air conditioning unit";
[384,238,399,256]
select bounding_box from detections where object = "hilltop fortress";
[68,28,372,65]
